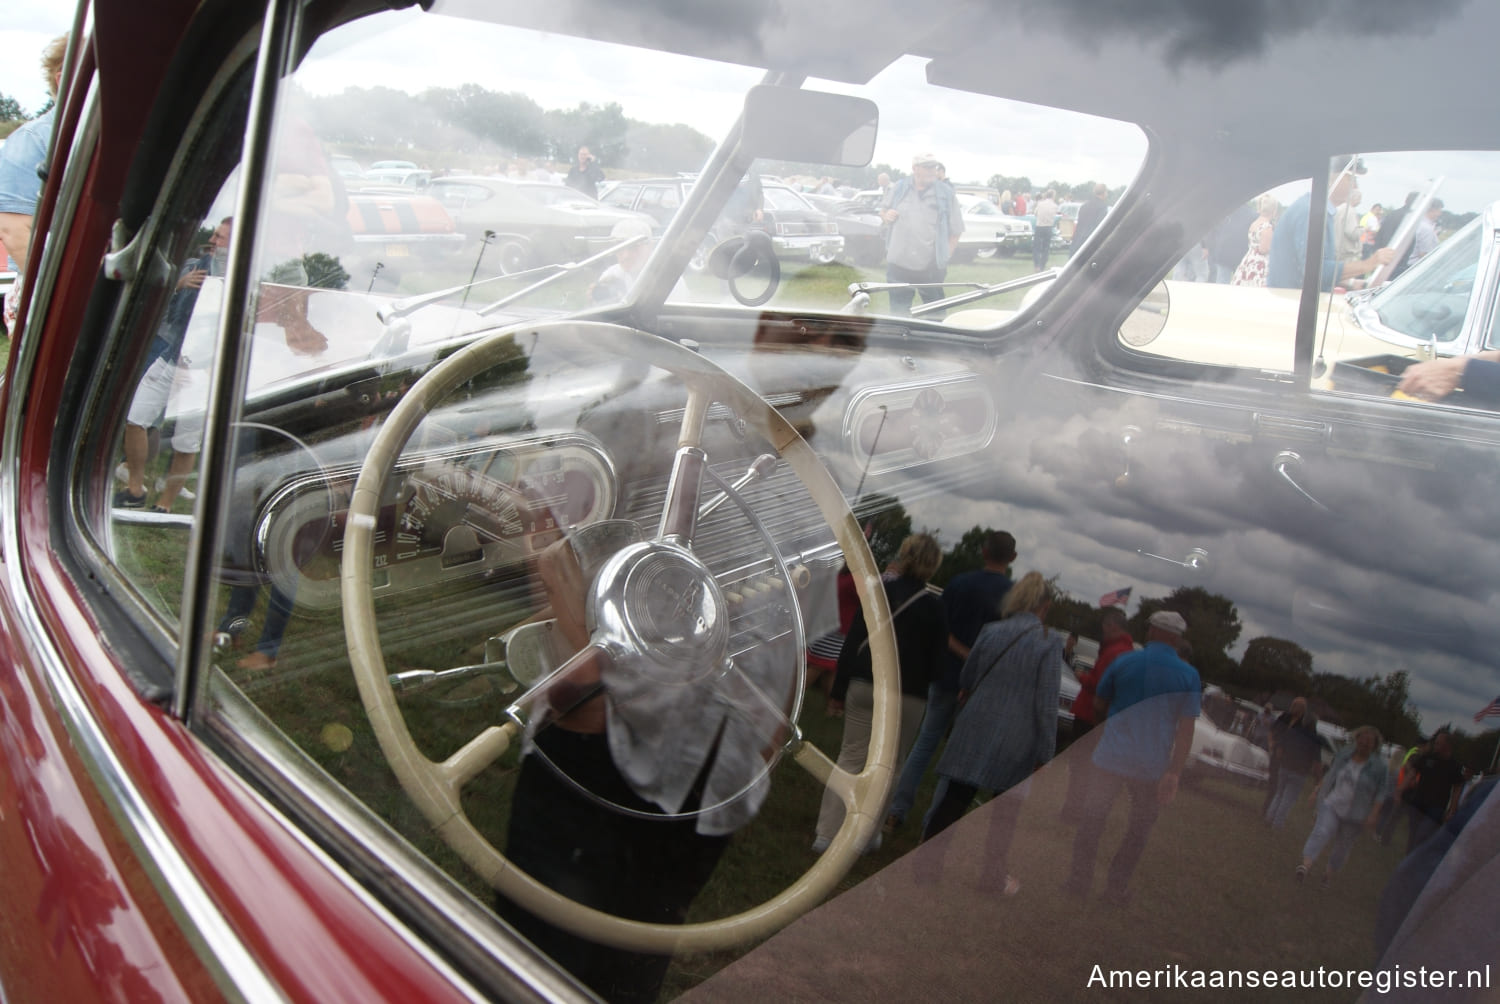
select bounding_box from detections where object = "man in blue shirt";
[0,34,67,330]
[0,35,67,276]
[1065,609,1201,905]
[1266,155,1394,291]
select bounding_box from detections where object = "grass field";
[383,244,1063,321]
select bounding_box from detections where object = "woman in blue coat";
[921,571,1068,895]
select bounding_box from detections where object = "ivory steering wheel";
[341,321,898,953]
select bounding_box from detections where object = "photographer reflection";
[499,530,794,1004]
[250,105,352,363]
[114,217,232,511]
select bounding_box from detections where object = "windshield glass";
[1371,214,1483,343]
[284,12,1146,330]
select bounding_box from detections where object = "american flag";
[1098,586,1132,609]
[1474,694,1500,723]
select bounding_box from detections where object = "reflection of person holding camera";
[114,217,233,510]
[565,145,606,198]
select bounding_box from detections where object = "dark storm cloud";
[1012,0,1471,69]
[857,374,1500,729]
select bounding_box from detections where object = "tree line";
[297,84,716,176]
[866,516,1481,754]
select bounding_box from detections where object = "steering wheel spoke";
[437,721,519,791]
[505,642,613,733]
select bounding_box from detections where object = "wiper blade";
[477,236,646,316]
[373,235,647,325]
[842,268,1059,316]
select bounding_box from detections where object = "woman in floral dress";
[1231,194,1279,286]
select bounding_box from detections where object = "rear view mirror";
[741,85,878,167]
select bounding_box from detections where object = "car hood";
[1150,280,1430,380]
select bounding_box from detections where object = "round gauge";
[260,486,344,611]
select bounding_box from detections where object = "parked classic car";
[426,175,655,274]
[802,192,884,267]
[6,1,1500,1002]
[343,188,466,272]
[953,193,1036,260]
[1056,200,1082,245]
[1100,200,1500,391]
[601,176,843,270]
[329,153,364,180]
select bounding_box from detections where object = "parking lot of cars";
[427,175,654,273]
[601,175,844,270]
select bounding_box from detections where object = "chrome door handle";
[1137,547,1209,571]
[1273,450,1328,511]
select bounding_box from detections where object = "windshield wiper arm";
[373,235,647,325]
[477,236,646,316]
[911,268,1059,316]
[841,268,1059,316]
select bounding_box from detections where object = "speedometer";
[396,462,529,567]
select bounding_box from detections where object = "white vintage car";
[1120,202,1500,393]
[953,193,1035,261]
[1060,661,1269,783]
[950,200,1500,404]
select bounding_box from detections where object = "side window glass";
[1311,152,1500,407]
[99,82,248,631]
[600,183,638,209]
[1121,180,1310,370]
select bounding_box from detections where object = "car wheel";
[812,246,840,266]
[993,243,1016,257]
[493,236,532,275]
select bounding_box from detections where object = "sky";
[292,8,1149,190]
[0,1,75,115]
[15,2,1490,212]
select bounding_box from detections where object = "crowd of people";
[1179,156,1449,294]
[806,524,1489,922]
[812,527,1207,904]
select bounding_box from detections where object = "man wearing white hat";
[878,153,963,316]
[1065,608,1201,905]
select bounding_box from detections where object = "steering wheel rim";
[340,320,898,953]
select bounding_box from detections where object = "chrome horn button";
[590,540,730,683]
